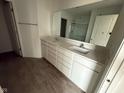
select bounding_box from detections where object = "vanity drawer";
[57,51,63,59]
[48,53,57,66]
[47,48,56,55]
[74,55,103,72]
[47,45,56,51]
[63,56,73,65]
[41,40,46,44]
[57,47,73,58]
[57,51,73,69]
[41,41,48,49]
[62,59,72,69]
[57,57,72,69]
[58,62,71,77]
[62,65,71,77]
[48,51,56,59]
[57,62,63,72]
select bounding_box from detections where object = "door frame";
[8,1,22,56]
[60,18,67,37]
[9,0,24,56]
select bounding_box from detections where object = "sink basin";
[69,46,90,54]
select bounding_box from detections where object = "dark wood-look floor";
[0,52,84,93]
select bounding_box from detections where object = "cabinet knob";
[107,79,111,82]
[109,32,112,35]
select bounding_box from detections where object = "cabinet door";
[13,0,37,24]
[71,62,99,93]
[56,50,73,77]
[19,25,41,58]
[106,61,124,93]
[62,65,71,77]
[48,53,56,66]
[47,44,57,67]
[57,62,71,78]
[41,42,47,59]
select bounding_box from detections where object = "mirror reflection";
[52,4,123,47]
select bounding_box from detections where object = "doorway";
[3,1,22,56]
[60,18,67,37]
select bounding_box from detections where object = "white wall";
[37,0,55,37]
[0,2,13,54]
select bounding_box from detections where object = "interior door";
[71,61,98,93]
[90,15,118,47]
[19,25,41,58]
[106,60,124,93]
[12,0,37,24]
[95,39,124,93]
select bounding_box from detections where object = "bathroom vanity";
[41,37,108,93]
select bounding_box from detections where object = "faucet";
[79,43,84,48]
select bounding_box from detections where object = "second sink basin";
[69,46,90,54]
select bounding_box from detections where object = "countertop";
[41,37,109,66]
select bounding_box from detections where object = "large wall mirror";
[52,2,123,47]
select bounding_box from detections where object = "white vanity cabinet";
[41,39,104,93]
[41,40,47,59]
[56,47,73,78]
[47,43,57,67]
[41,40,74,78]
[70,54,103,93]
[41,40,57,67]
